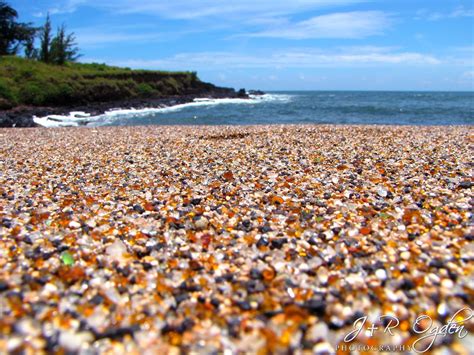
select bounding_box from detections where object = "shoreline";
[2,90,471,128]
[0,89,261,128]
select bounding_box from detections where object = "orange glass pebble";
[57,218,70,228]
[328,274,339,285]
[210,181,221,189]
[189,259,202,271]
[391,269,401,278]
[168,332,182,346]
[244,235,255,245]
[168,259,178,269]
[280,328,293,346]
[85,196,96,205]
[262,267,276,281]
[156,277,170,293]
[402,209,422,225]
[400,320,410,331]
[10,225,21,236]
[387,240,397,248]
[188,233,198,243]
[58,266,86,284]
[283,305,308,322]
[222,171,234,181]
[144,202,154,211]
[201,234,212,248]
[271,196,284,205]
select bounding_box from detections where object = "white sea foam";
[33,111,92,127]
[33,93,292,127]
[148,94,291,114]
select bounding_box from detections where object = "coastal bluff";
[0,56,248,127]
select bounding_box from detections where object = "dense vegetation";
[0,56,208,109]
[0,2,233,112]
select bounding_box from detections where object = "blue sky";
[11,0,474,90]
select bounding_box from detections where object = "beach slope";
[0,125,472,353]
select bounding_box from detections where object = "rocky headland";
[0,56,256,127]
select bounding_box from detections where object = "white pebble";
[59,331,94,351]
[68,220,81,229]
[346,274,365,288]
[377,186,388,198]
[375,269,387,281]
[85,219,96,228]
[106,239,127,261]
[441,279,453,289]
[306,323,328,342]
[16,319,40,336]
[195,217,209,230]
[400,251,411,260]
[313,342,334,354]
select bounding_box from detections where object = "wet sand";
[0,125,472,353]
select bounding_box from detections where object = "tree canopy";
[0,1,80,64]
[0,1,36,55]
[39,14,52,63]
[49,24,80,64]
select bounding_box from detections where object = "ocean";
[36,91,474,127]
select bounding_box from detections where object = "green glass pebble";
[61,252,74,266]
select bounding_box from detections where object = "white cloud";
[450,6,474,18]
[91,0,368,19]
[76,33,162,46]
[248,11,391,39]
[451,71,474,89]
[462,71,474,79]
[71,24,205,47]
[414,33,424,40]
[34,0,88,17]
[40,0,369,25]
[444,46,474,66]
[100,47,441,71]
[453,45,474,53]
[44,2,389,41]
[415,6,474,21]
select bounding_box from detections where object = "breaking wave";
[33,94,293,127]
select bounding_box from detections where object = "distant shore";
[1,56,265,128]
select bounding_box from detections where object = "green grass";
[0,56,203,108]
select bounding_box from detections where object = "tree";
[50,25,65,64]
[23,30,38,59]
[0,3,81,64]
[64,31,80,63]
[50,24,80,64]
[0,1,36,55]
[39,14,52,63]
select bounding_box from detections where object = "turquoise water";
[97,91,473,126]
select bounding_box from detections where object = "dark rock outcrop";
[248,90,265,96]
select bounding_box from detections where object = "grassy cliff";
[0,56,225,110]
